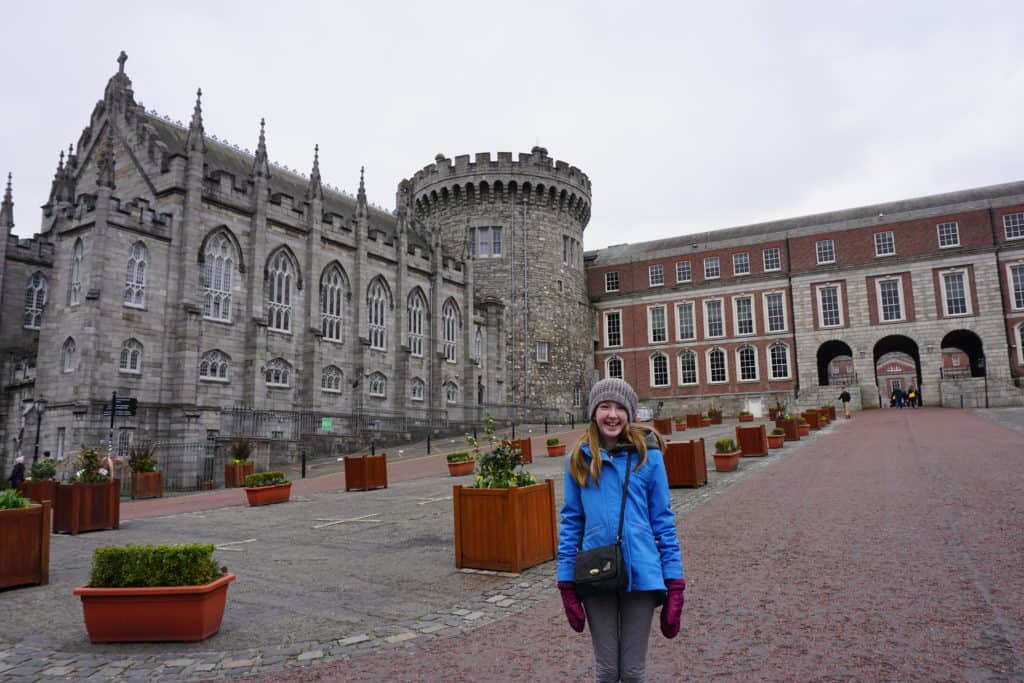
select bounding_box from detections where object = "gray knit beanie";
[588,378,639,423]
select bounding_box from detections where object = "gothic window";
[444,381,459,404]
[199,350,230,381]
[264,358,292,387]
[368,279,389,351]
[124,241,147,307]
[368,372,386,397]
[70,239,83,305]
[119,338,143,374]
[267,251,294,333]
[321,365,343,393]
[62,337,76,373]
[606,356,623,380]
[202,233,234,322]
[410,377,425,401]
[321,265,346,342]
[474,328,483,362]
[24,272,47,329]
[443,299,459,362]
[407,289,426,357]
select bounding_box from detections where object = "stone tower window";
[444,381,459,404]
[470,226,503,257]
[321,266,346,342]
[202,233,234,322]
[443,299,459,363]
[119,338,143,374]
[24,272,47,329]
[473,328,483,362]
[267,252,294,333]
[264,358,292,387]
[536,341,550,363]
[62,337,77,373]
[368,372,387,397]
[321,365,343,393]
[124,241,147,308]
[368,279,390,351]
[408,290,427,357]
[70,239,83,305]
[199,350,230,381]
[410,377,425,401]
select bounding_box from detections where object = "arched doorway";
[816,340,854,386]
[939,330,985,378]
[873,335,921,403]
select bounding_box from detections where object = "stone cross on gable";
[117,51,127,73]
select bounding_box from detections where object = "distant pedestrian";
[7,455,25,489]
[906,386,918,408]
[839,389,852,418]
[557,378,685,682]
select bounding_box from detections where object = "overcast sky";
[2,1,1023,250]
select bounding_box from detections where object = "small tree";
[465,414,536,489]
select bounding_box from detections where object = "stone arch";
[265,244,302,291]
[197,226,246,273]
[320,261,351,296]
[366,275,394,308]
[816,339,854,386]
[940,329,986,378]
[873,335,921,399]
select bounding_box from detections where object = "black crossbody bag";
[573,452,632,597]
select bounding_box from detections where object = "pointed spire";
[97,127,116,190]
[357,166,366,202]
[1,173,14,231]
[117,51,128,74]
[252,118,270,179]
[186,87,206,153]
[57,149,65,173]
[307,144,323,201]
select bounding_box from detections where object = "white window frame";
[704,299,725,339]
[769,343,791,380]
[703,256,721,280]
[875,277,905,322]
[367,372,386,398]
[1007,263,1024,310]
[937,221,960,248]
[266,251,294,333]
[649,352,670,388]
[202,233,234,323]
[763,291,788,333]
[939,268,972,317]
[732,296,755,336]
[707,347,728,384]
[24,272,47,329]
[536,340,550,363]
[321,365,343,393]
[407,291,426,357]
[763,247,781,272]
[604,271,620,292]
[732,252,750,276]
[816,283,844,328]
[816,239,835,265]
[675,260,692,283]
[1004,212,1024,240]
[321,267,345,343]
[675,302,695,341]
[410,377,425,401]
[264,358,292,388]
[677,350,698,385]
[604,310,622,348]
[648,304,667,344]
[605,355,624,380]
[737,345,758,382]
[368,279,389,351]
[1016,323,1024,365]
[118,338,143,374]
[199,350,230,382]
[874,231,895,257]
[124,241,147,308]
[56,427,65,461]
[648,264,664,287]
[470,226,503,257]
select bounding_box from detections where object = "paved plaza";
[1,408,1022,681]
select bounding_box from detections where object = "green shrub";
[446,451,473,463]
[0,489,30,510]
[128,442,158,473]
[466,414,536,489]
[244,471,288,487]
[798,416,808,425]
[228,438,253,462]
[30,458,57,480]
[73,448,110,484]
[89,543,223,587]
[714,438,737,453]
[770,428,785,436]
[739,410,752,416]
[546,438,561,446]
[701,413,709,419]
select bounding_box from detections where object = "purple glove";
[557,581,586,632]
[660,578,686,638]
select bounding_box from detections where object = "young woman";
[557,378,685,682]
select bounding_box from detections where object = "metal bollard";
[544,418,548,434]
[512,423,516,439]
[301,449,307,479]
[427,434,431,454]
[473,428,477,441]
[960,394,964,409]
[571,414,575,429]
[371,441,375,456]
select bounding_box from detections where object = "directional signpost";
[103,393,137,460]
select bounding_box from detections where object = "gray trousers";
[583,591,658,683]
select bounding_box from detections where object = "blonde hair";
[568,421,664,487]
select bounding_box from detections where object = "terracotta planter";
[17,479,58,505]
[504,438,533,464]
[712,451,740,472]
[803,409,820,430]
[767,434,786,449]
[673,421,686,432]
[345,454,388,491]
[447,460,475,477]
[652,418,674,436]
[546,444,567,457]
[700,418,712,428]
[453,480,557,573]
[224,461,255,488]
[776,418,800,442]
[664,439,707,487]
[53,480,120,535]
[131,471,162,499]
[827,406,837,421]
[798,424,810,436]
[738,414,754,422]
[709,412,723,425]
[736,424,768,457]
[74,573,235,643]
[685,413,702,429]
[768,408,780,420]
[0,500,50,589]
[244,482,291,506]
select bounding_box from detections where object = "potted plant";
[776,414,799,441]
[446,451,476,477]
[18,458,58,504]
[700,412,712,428]
[128,442,161,499]
[0,489,50,589]
[798,416,810,436]
[673,416,686,432]
[712,438,741,472]
[545,437,567,457]
[708,408,723,425]
[767,428,786,449]
[224,439,256,488]
[769,399,787,421]
[453,414,556,573]
[73,543,235,643]
[243,471,291,506]
[738,410,754,422]
[53,448,119,535]
[824,402,837,421]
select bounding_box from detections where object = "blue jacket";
[557,441,684,590]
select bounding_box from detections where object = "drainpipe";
[784,234,800,401]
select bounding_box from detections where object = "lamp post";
[23,397,48,464]
[978,356,989,409]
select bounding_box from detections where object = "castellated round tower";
[404,147,592,416]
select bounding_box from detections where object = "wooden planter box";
[447,460,475,477]
[685,413,702,429]
[0,500,50,589]
[453,479,557,573]
[504,438,533,464]
[738,414,754,422]
[131,472,163,499]
[736,424,768,457]
[712,451,740,472]
[546,444,567,457]
[700,418,712,427]
[768,408,780,420]
[345,454,388,491]
[244,482,292,506]
[803,409,820,429]
[776,418,800,442]
[826,405,837,421]
[224,461,255,488]
[708,412,723,425]
[664,439,707,487]
[652,418,674,436]
[53,481,120,535]
[767,434,786,449]
[17,479,58,505]
[74,573,235,643]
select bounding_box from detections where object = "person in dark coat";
[839,389,852,418]
[7,455,25,489]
